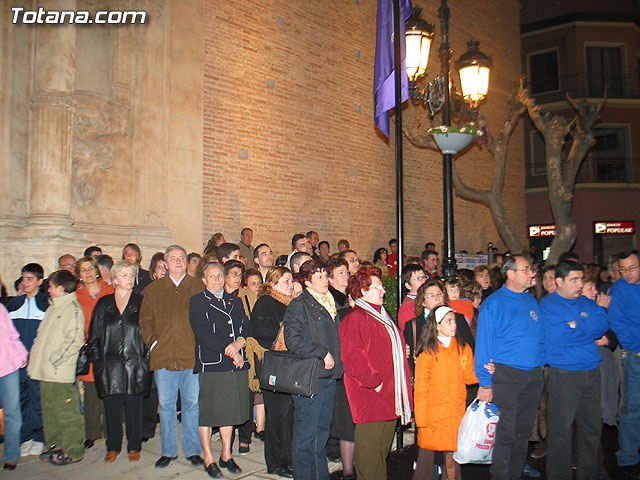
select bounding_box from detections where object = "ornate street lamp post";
[405,1,492,276]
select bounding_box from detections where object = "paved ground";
[2,426,414,480]
[3,424,621,479]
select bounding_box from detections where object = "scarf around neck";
[354,298,412,424]
[269,289,293,306]
[307,288,337,320]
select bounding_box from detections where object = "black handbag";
[259,350,319,397]
[259,299,323,397]
[76,337,99,376]
[76,343,90,376]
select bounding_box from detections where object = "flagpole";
[393,0,403,323]
[392,0,405,454]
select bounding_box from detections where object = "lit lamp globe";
[456,40,492,106]
[405,9,434,83]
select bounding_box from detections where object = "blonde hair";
[259,266,292,297]
[110,260,136,282]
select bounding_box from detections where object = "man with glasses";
[474,255,544,480]
[287,233,313,268]
[609,250,640,479]
[339,250,360,275]
[397,264,428,338]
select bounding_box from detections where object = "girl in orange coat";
[413,306,478,480]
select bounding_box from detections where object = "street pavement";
[3,426,415,480]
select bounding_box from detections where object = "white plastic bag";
[453,399,500,464]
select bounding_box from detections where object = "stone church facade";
[1,0,525,282]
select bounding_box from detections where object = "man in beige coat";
[140,245,204,469]
[27,270,85,465]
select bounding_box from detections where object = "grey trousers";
[547,367,601,480]
[491,364,544,480]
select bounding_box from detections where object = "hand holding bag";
[453,399,500,464]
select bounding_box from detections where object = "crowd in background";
[0,229,638,480]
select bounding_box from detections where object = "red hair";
[348,266,382,300]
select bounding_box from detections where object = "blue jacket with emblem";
[189,289,249,373]
[474,285,544,387]
[541,292,609,370]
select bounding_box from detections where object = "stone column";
[28,0,77,225]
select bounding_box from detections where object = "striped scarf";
[354,298,412,424]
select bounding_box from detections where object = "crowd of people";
[0,229,639,480]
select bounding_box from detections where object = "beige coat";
[27,293,85,384]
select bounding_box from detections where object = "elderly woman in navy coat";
[189,262,250,478]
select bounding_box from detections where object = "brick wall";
[203,0,526,260]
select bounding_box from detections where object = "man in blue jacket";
[541,260,609,480]
[7,263,49,457]
[475,255,544,480]
[609,249,640,479]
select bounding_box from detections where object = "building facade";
[521,0,640,264]
[1,0,525,283]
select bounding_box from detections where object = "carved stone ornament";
[71,92,130,206]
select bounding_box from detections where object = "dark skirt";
[331,378,355,441]
[199,370,251,427]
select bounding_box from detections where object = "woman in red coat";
[340,266,412,480]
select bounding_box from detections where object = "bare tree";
[404,87,605,264]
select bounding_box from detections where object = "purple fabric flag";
[374,0,412,138]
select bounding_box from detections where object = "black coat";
[283,289,343,379]
[88,293,150,398]
[189,290,249,373]
[247,294,288,350]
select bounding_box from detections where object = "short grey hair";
[165,244,187,258]
[501,254,528,278]
[202,261,224,279]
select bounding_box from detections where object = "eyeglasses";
[619,265,639,273]
[411,275,427,282]
[426,292,444,299]
[515,267,533,273]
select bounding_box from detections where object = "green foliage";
[382,273,399,321]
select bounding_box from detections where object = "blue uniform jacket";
[541,292,609,370]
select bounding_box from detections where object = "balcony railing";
[525,73,640,102]
[526,157,640,189]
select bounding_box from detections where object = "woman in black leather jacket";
[88,260,150,463]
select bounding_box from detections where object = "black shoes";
[219,457,241,474]
[154,456,177,468]
[3,462,17,471]
[270,465,294,478]
[187,455,204,466]
[254,430,265,441]
[83,439,95,449]
[238,444,250,454]
[621,464,640,480]
[204,461,223,478]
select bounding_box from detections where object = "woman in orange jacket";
[412,306,478,480]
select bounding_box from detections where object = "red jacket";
[340,304,413,424]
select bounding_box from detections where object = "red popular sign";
[593,221,635,235]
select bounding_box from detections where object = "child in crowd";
[27,270,85,466]
[412,306,478,480]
